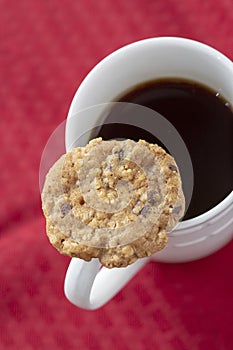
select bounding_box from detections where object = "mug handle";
[64,257,148,310]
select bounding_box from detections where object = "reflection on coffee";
[96,79,233,220]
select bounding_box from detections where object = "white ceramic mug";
[64,37,233,310]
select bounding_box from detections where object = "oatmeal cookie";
[42,138,185,268]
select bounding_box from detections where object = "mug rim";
[74,36,233,98]
[67,36,233,230]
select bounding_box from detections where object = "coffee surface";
[96,79,233,219]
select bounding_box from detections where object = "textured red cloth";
[0,1,232,349]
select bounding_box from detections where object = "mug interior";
[69,37,233,111]
[67,37,233,230]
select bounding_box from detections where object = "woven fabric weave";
[0,1,232,349]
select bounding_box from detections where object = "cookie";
[42,138,185,268]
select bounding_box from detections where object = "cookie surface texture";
[42,138,185,268]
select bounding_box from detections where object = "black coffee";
[96,79,233,220]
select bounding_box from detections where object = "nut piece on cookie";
[41,138,185,268]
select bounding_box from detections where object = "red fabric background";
[0,1,232,349]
